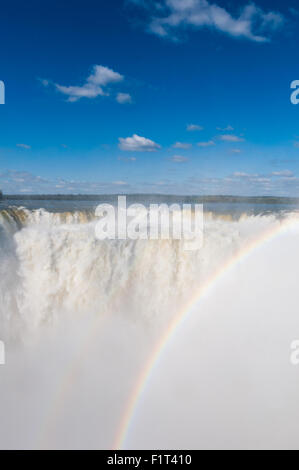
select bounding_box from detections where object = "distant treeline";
[2,194,299,205]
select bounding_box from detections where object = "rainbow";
[113,215,299,449]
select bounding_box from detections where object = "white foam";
[0,209,298,449]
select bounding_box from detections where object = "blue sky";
[1,0,299,195]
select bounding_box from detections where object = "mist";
[0,208,299,449]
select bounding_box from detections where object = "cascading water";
[0,205,299,449]
[0,206,290,340]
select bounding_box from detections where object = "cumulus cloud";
[219,134,245,142]
[172,142,192,149]
[45,65,124,102]
[116,92,132,104]
[118,134,161,152]
[129,0,284,42]
[187,124,204,131]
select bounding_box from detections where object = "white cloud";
[219,134,245,142]
[231,148,242,154]
[116,93,132,104]
[113,180,128,185]
[40,79,50,87]
[171,155,189,163]
[172,142,192,149]
[233,172,257,178]
[197,140,215,147]
[131,0,284,42]
[88,65,123,86]
[16,143,31,150]
[0,170,135,194]
[232,172,272,184]
[118,156,137,162]
[1,169,299,196]
[187,124,203,131]
[119,134,161,152]
[217,125,234,131]
[49,65,124,102]
[272,170,294,177]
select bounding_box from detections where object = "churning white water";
[0,206,299,449]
